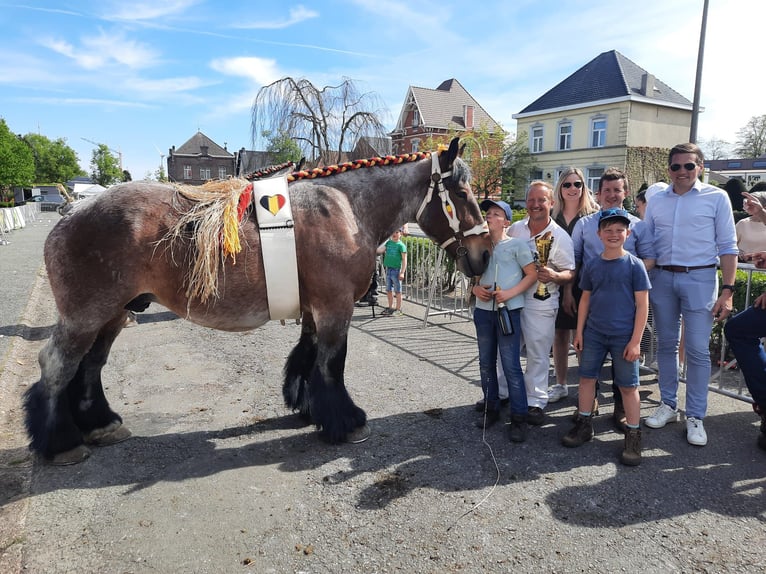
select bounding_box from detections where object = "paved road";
[1,215,765,573]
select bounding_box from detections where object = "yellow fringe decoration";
[161,178,251,303]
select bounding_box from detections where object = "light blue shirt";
[644,180,738,266]
[572,211,656,269]
[476,237,535,311]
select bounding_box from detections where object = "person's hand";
[742,251,766,269]
[561,288,576,316]
[573,332,583,352]
[623,341,641,362]
[743,192,766,223]
[536,265,557,285]
[472,284,494,302]
[398,272,404,280]
[711,293,733,322]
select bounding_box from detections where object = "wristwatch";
[721,284,735,294]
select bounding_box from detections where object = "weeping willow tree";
[250,77,389,166]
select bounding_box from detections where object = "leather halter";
[415,152,488,250]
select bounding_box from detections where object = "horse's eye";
[455,190,468,200]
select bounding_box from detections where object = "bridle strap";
[416,152,488,249]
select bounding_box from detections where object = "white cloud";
[40,30,158,70]
[105,0,202,21]
[209,56,281,86]
[233,5,319,29]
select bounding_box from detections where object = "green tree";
[735,115,766,158]
[264,130,303,164]
[502,131,537,203]
[90,144,123,186]
[22,133,84,183]
[251,77,388,166]
[0,118,35,203]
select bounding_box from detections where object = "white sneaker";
[644,403,679,429]
[547,384,568,403]
[686,417,708,446]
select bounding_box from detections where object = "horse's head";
[415,138,491,277]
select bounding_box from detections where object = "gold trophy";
[533,231,554,300]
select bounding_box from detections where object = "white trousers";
[497,307,556,408]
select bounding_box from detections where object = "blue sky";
[1,0,763,180]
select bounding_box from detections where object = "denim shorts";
[385,267,402,293]
[578,325,639,387]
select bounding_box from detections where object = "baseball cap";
[598,207,631,227]
[480,199,512,221]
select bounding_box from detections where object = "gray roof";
[399,78,501,132]
[174,131,233,157]
[518,50,692,115]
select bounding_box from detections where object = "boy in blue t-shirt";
[378,229,407,316]
[562,208,651,465]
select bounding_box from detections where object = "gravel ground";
[1,218,765,574]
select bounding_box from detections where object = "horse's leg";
[283,314,318,421]
[308,319,369,443]
[24,322,100,464]
[68,314,131,447]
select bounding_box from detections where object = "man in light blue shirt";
[642,143,738,447]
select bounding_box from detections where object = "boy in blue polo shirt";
[562,208,651,465]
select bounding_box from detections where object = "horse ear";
[459,143,467,157]
[445,137,461,167]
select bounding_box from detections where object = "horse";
[23,137,491,465]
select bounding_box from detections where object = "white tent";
[72,184,107,198]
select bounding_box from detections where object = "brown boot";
[620,427,642,466]
[562,414,593,448]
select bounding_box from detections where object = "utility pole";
[81,137,123,171]
[689,0,709,143]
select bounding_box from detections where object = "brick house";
[167,131,235,185]
[389,78,502,155]
[513,50,693,193]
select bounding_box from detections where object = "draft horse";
[24,137,491,464]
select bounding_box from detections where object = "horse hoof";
[49,445,91,466]
[345,424,371,444]
[85,423,132,446]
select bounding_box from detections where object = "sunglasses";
[562,181,583,189]
[669,162,698,172]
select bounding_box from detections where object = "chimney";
[464,105,474,129]
[641,73,655,97]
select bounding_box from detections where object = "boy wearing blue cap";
[562,208,650,465]
[472,199,538,442]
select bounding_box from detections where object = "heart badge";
[260,194,286,216]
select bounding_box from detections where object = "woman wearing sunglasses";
[548,168,599,405]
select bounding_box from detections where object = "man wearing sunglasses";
[642,143,738,446]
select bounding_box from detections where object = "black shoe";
[507,415,528,443]
[620,428,642,466]
[526,406,545,426]
[562,414,594,448]
[475,409,500,428]
[475,398,509,412]
[758,411,766,451]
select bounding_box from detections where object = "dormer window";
[412,109,420,127]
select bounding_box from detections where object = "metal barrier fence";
[398,229,757,404]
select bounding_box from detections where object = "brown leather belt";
[657,264,716,273]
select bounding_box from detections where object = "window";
[558,122,572,151]
[183,165,192,180]
[200,168,211,180]
[753,161,766,168]
[412,109,420,127]
[531,126,543,153]
[218,166,227,179]
[587,168,604,194]
[591,118,606,148]
[411,139,420,153]
[728,162,742,168]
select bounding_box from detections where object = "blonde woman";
[548,168,598,403]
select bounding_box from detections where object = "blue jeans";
[385,267,402,293]
[474,307,527,415]
[724,305,766,408]
[648,267,717,418]
[578,326,639,387]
